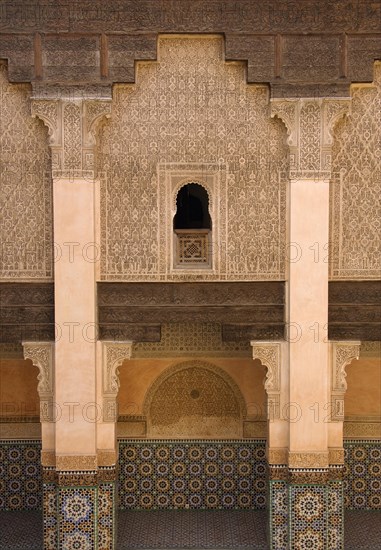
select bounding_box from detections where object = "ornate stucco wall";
[0,62,52,280]
[97,35,288,281]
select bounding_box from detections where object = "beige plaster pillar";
[53,175,98,469]
[31,93,115,549]
[268,97,352,550]
[287,177,330,469]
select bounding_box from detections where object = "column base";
[42,467,117,550]
[268,465,344,550]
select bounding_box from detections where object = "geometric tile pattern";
[58,486,97,550]
[268,480,288,550]
[0,441,42,511]
[119,439,267,510]
[117,509,268,549]
[344,440,381,510]
[43,481,58,550]
[1,508,380,549]
[98,482,115,550]
[328,481,344,550]
[289,485,327,550]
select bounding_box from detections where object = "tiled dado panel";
[0,440,42,510]
[344,440,381,509]
[43,480,116,550]
[119,439,267,510]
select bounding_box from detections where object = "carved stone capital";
[271,98,350,178]
[251,341,282,420]
[22,342,54,406]
[330,341,361,421]
[102,341,132,422]
[31,96,111,178]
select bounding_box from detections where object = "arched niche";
[143,360,246,439]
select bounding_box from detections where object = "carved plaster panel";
[251,341,282,419]
[271,97,350,180]
[101,341,132,422]
[98,35,288,281]
[0,62,53,280]
[22,340,54,391]
[143,360,247,439]
[330,62,381,279]
[133,322,250,358]
[31,94,111,179]
[330,341,361,421]
[288,451,329,469]
[56,454,97,471]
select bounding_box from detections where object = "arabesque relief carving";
[330,62,381,279]
[102,341,132,422]
[143,360,247,438]
[98,35,288,281]
[0,62,53,280]
[271,96,350,179]
[22,342,54,422]
[31,93,111,179]
[251,341,282,419]
[330,341,361,421]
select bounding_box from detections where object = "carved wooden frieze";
[328,281,381,340]
[98,281,285,342]
[0,283,55,343]
[0,1,380,96]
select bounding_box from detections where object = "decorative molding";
[102,341,132,422]
[0,422,41,440]
[330,341,361,421]
[97,450,117,467]
[268,464,289,481]
[268,447,288,465]
[98,466,117,483]
[251,341,282,420]
[288,451,329,469]
[56,455,97,471]
[344,419,381,439]
[328,464,344,481]
[57,470,98,486]
[289,469,328,485]
[329,448,345,465]
[41,450,56,467]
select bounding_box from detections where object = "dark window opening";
[174,183,212,230]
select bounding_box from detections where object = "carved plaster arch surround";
[143,359,247,438]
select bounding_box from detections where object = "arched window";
[173,183,212,268]
[174,183,212,230]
